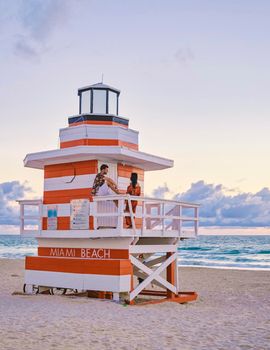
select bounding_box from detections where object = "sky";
[1,0,270,230]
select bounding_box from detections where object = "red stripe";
[42,216,142,230]
[42,216,94,230]
[44,160,98,179]
[60,139,138,150]
[124,218,142,229]
[69,121,128,128]
[118,173,144,181]
[117,164,144,177]
[25,256,132,275]
[43,189,92,204]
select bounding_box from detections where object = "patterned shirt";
[91,173,105,195]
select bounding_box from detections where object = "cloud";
[13,36,39,60]
[7,0,73,59]
[152,183,170,199]
[174,47,194,64]
[18,0,68,42]
[2,179,270,228]
[0,181,31,225]
[152,181,270,227]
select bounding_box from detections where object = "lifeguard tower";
[18,82,199,304]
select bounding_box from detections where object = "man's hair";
[100,164,109,171]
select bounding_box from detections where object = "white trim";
[118,177,144,192]
[39,230,93,238]
[93,195,199,208]
[42,202,95,217]
[118,176,129,189]
[175,239,179,293]
[129,253,177,301]
[37,237,133,249]
[129,244,177,254]
[42,203,70,217]
[43,175,144,193]
[25,270,131,292]
[19,195,199,238]
[127,195,137,235]
[144,255,167,267]
[17,199,42,205]
[59,125,138,145]
[18,200,42,236]
[24,146,174,171]
[21,229,196,239]
[44,174,96,191]
[130,255,176,292]
[113,293,120,302]
[78,83,121,93]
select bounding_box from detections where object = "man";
[91,164,119,196]
[91,164,119,229]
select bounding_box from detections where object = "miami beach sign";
[37,247,129,260]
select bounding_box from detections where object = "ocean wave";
[179,247,211,251]
[1,234,270,269]
[256,250,270,254]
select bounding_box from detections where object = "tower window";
[80,90,91,114]
[78,83,120,115]
[93,90,107,114]
[108,91,117,115]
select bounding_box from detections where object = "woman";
[125,173,141,228]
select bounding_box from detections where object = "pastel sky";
[1,0,270,229]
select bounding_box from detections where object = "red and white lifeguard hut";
[18,82,199,304]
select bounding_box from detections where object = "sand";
[0,259,269,350]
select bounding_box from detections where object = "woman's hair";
[130,173,138,189]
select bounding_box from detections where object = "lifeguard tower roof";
[24,146,173,170]
[78,82,121,94]
[24,82,174,171]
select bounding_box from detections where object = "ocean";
[0,234,270,270]
[179,235,270,269]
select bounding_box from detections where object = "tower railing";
[17,196,199,237]
[92,195,199,237]
[17,199,43,236]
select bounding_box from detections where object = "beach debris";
[12,291,30,296]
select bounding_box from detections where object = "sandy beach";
[0,259,269,350]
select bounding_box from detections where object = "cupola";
[78,83,120,115]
